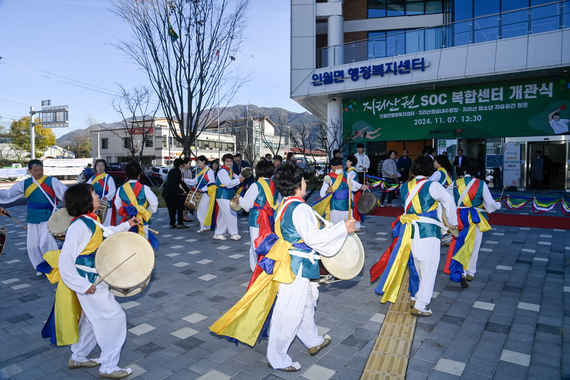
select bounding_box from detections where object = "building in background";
[204,116,290,164]
[89,117,236,166]
[291,0,570,190]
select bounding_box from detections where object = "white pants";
[215,199,238,235]
[27,222,58,270]
[71,281,126,374]
[411,237,440,312]
[197,194,210,230]
[330,210,349,225]
[464,227,483,277]
[267,266,324,369]
[248,226,259,272]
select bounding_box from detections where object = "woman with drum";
[162,158,191,229]
[236,159,279,272]
[58,183,140,378]
[87,159,116,226]
[184,155,216,233]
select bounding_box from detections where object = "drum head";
[95,232,155,292]
[357,192,379,215]
[48,208,74,235]
[320,233,365,280]
[0,227,7,258]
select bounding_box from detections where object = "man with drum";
[445,160,501,288]
[0,159,68,275]
[236,159,279,272]
[374,156,457,317]
[87,159,116,226]
[214,153,245,241]
[318,157,368,225]
[114,162,158,239]
[184,155,216,233]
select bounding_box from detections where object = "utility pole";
[30,107,35,159]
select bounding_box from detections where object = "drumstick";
[499,185,506,200]
[348,174,352,220]
[7,214,27,230]
[139,223,160,235]
[94,252,137,286]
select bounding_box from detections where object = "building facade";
[89,117,236,166]
[291,0,570,190]
[205,117,290,164]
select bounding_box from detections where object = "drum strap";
[289,249,320,264]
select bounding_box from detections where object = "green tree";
[10,116,57,158]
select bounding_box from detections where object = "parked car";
[106,162,154,186]
[151,167,169,186]
[314,165,325,179]
[294,156,316,179]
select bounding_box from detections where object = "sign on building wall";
[503,143,521,187]
[343,76,570,141]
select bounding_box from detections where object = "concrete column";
[327,0,344,66]
[327,98,343,153]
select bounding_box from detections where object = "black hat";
[330,157,343,166]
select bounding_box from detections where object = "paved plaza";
[0,192,568,379]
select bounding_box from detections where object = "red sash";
[118,182,143,222]
[328,172,348,185]
[253,180,277,248]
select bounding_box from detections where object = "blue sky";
[0,0,304,137]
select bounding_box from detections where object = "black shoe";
[170,225,176,229]
[461,277,469,288]
[176,225,189,229]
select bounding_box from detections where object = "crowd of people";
[0,146,501,376]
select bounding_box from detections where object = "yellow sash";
[453,178,491,270]
[257,178,275,209]
[24,175,48,198]
[202,184,217,227]
[44,216,103,346]
[122,183,151,236]
[380,178,436,303]
[209,199,295,346]
[92,172,106,184]
[312,172,343,220]
[438,168,452,186]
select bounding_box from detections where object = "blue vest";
[249,180,278,228]
[216,168,236,200]
[452,176,489,221]
[118,182,150,225]
[330,172,350,212]
[24,177,55,224]
[280,202,320,279]
[92,174,111,198]
[401,179,440,239]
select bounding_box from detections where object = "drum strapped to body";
[0,227,7,258]
[95,232,155,297]
[357,191,380,215]
[48,208,74,241]
[185,188,203,210]
[95,199,109,222]
[320,233,365,280]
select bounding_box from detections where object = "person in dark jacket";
[397,149,412,182]
[162,158,191,229]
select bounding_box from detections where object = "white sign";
[43,167,83,176]
[503,143,521,187]
[43,158,93,167]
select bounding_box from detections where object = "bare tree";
[260,112,288,158]
[111,0,250,157]
[317,119,352,171]
[111,85,160,162]
[230,105,258,163]
[288,123,318,163]
[70,132,92,158]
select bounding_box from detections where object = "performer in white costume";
[214,153,245,241]
[319,157,367,224]
[345,154,363,231]
[0,159,67,274]
[238,160,278,271]
[184,155,216,233]
[267,162,356,371]
[59,183,139,378]
[87,159,116,226]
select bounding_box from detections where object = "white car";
[151,167,169,183]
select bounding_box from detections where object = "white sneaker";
[36,271,44,276]
[213,234,227,240]
[197,228,208,234]
[230,234,242,241]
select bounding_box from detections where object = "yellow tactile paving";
[361,271,417,380]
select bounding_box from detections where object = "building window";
[145,138,153,148]
[101,138,109,149]
[368,0,444,18]
[123,138,132,149]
